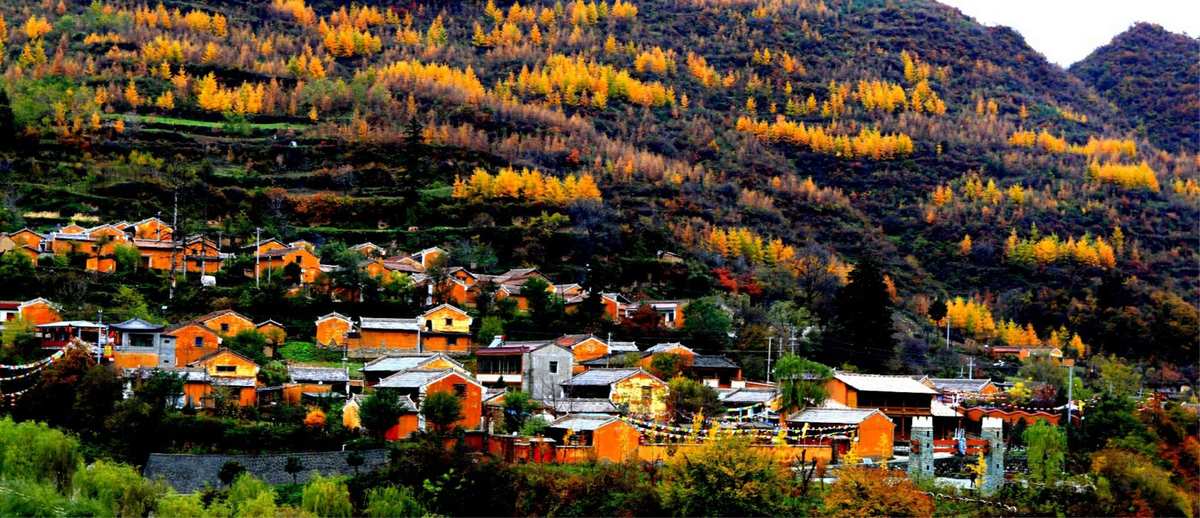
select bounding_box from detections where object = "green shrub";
[365,486,427,518]
[300,474,353,518]
[72,460,167,517]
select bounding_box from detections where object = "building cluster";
[0,218,221,273]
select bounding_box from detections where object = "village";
[0,217,1098,496]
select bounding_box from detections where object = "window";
[453,384,467,397]
[448,336,459,346]
[425,321,433,332]
[220,323,229,332]
[444,317,453,327]
[215,365,236,373]
[641,386,652,403]
[194,336,204,347]
[548,361,559,374]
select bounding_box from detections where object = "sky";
[940,0,1200,67]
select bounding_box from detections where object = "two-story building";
[824,372,941,439]
[182,348,260,408]
[375,367,483,436]
[561,368,670,421]
[475,340,574,401]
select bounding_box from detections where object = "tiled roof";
[289,366,349,383]
[608,341,639,353]
[362,354,459,372]
[544,398,618,414]
[647,342,691,353]
[562,368,640,386]
[790,408,887,425]
[110,318,164,332]
[929,378,994,393]
[692,355,740,369]
[719,389,778,404]
[834,372,937,394]
[358,317,418,331]
[550,414,619,431]
[375,369,452,389]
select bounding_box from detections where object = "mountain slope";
[1070,23,1200,153]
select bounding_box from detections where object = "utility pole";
[766,337,773,383]
[168,190,178,300]
[788,326,797,355]
[96,308,105,364]
[1065,358,1075,427]
[945,317,951,348]
[254,227,261,288]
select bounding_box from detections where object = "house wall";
[112,351,159,369]
[202,351,259,377]
[637,443,833,465]
[134,220,173,240]
[527,346,574,401]
[611,373,669,420]
[855,413,895,459]
[258,324,286,345]
[426,373,482,430]
[170,326,220,367]
[422,334,470,354]
[571,338,609,373]
[138,248,175,270]
[315,318,352,346]
[422,306,471,334]
[10,230,43,249]
[385,413,421,441]
[20,301,61,326]
[825,379,858,408]
[356,329,419,351]
[593,421,642,462]
[203,313,255,337]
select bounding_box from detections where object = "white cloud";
[939,0,1200,66]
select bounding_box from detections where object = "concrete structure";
[475,340,575,401]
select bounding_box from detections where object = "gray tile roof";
[719,389,778,404]
[550,414,620,431]
[790,408,887,425]
[375,369,451,389]
[929,378,994,393]
[288,366,349,383]
[562,368,640,386]
[692,355,740,369]
[361,354,460,372]
[608,341,639,352]
[544,398,619,414]
[358,317,418,331]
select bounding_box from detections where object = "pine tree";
[823,256,896,371]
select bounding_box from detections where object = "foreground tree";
[823,466,934,517]
[421,391,463,434]
[773,355,832,421]
[658,434,795,516]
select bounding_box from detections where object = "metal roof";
[110,318,164,332]
[358,317,418,331]
[561,368,640,386]
[834,373,937,394]
[790,408,887,425]
[550,414,620,431]
[375,369,452,389]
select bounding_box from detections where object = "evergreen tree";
[823,257,896,371]
[0,88,14,147]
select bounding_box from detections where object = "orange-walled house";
[351,242,386,258]
[361,353,467,386]
[18,298,62,326]
[182,348,260,408]
[355,317,420,354]
[0,236,40,266]
[257,246,321,284]
[256,320,287,346]
[194,309,256,338]
[788,408,894,459]
[418,304,473,354]
[824,372,938,439]
[599,293,629,322]
[623,300,688,329]
[555,334,611,374]
[166,322,222,367]
[549,414,642,463]
[58,223,87,234]
[8,229,46,251]
[561,368,670,421]
[376,368,483,435]
[182,237,223,274]
[131,217,173,241]
[315,313,353,347]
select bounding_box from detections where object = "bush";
[72,460,167,517]
[822,466,934,518]
[520,416,550,437]
[301,474,353,518]
[278,341,346,362]
[658,434,794,516]
[0,417,83,490]
[420,391,463,433]
[365,485,427,518]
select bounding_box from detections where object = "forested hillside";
[1071,23,1200,154]
[0,0,1196,370]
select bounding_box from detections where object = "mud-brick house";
[286,365,350,404]
[130,217,174,241]
[927,378,1000,403]
[554,334,611,374]
[7,228,47,251]
[475,340,574,401]
[0,298,62,331]
[256,320,287,347]
[256,246,321,284]
[181,236,223,274]
[375,368,483,437]
[561,368,669,421]
[361,354,465,386]
[548,414,642,463]
[416,304,473,354]
[193,309,256,338]
[350,242,387,258]
[788,408,894,460]
[825,372,939,440]
[165,321,222,367]
[182,349,260,408]
[622,300,689,329]
[314,313,354,347]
